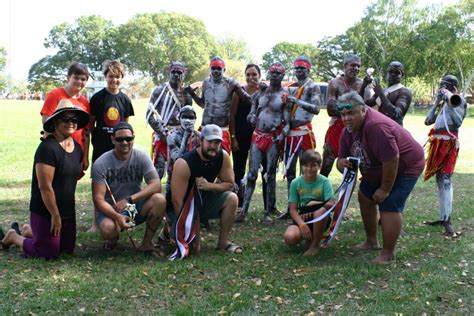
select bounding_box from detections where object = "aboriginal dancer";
[279,56,321,219]
[424,75,467,236]
[237,62,290,225]
[146,61,192,178]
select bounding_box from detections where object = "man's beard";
[202,147,219,160]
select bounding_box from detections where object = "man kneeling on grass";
[170,124,242,257]
[284,150,335,256]
[92,122,166,257]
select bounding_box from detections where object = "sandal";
[11,222,21,235]
[217,242,242,254]
[158,227,171,244]
[103,238,118,251]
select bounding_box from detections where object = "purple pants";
[23,212,76,259]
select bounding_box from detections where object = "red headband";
[294,60,311,70]
[210,60,225,68]
[270,65,285,73]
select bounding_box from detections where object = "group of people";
[0,53,467,264]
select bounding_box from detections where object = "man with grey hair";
[321,54,372,177]
[336,91,424,264]
[363,61,412,125]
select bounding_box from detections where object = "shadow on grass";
[0,174,472,314]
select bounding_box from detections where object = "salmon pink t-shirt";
[41,87,90,152]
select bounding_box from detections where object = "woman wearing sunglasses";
[1,100,90,258]
[40,62,91,177]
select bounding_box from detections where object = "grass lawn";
[0,99,473,314]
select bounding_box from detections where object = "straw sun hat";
[43,99,90,133]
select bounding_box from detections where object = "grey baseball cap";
[200,124,223,141]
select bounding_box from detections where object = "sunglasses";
[337,103,353,112]
[171,70,183,75]
[115,136,135,143]
[60,116,78,124]
[211,67,222,71]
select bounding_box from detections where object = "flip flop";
[102,238,118,251]
[11,222,21,235]
[217,242,242,254]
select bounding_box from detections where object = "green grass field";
[0,99,473,314]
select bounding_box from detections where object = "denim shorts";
[359,176,419,213]
[96,200,147,226]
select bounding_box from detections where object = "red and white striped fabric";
[169,185,201,260]
[304,157,360,246]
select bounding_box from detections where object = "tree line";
[0,0,472,100]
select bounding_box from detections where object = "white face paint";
[181,117,196,131]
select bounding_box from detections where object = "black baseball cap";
[112,122,134,135]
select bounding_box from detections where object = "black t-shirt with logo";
[90,88,134,162]
[29,136,83,220]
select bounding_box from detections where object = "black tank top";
[182,148,223,192]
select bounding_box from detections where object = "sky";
[0,0,454,81]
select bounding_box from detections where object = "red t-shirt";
[41,87,90,151]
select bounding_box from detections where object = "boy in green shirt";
[284,150,335,256]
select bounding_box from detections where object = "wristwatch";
[126,196,133,204]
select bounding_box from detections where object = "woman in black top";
[229,64,279,215]
[1,100,89,258]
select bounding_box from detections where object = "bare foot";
[87,225,98,233]
[2,229,19,249]
[191,235,201,256]
[352,241,381,251]
[372,252,396,264]
[22,224,33,238]
[303,247,319,256]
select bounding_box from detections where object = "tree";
[116,12,218,83]
[28,56,64,92]
[345,0,422,78]
[44,15,118,70]
[407,3,473,90]
[216,35,253,63]
[0,47,6,92]
[315,35,352,81]
[262,42,318,81]
[28,15,118,91]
